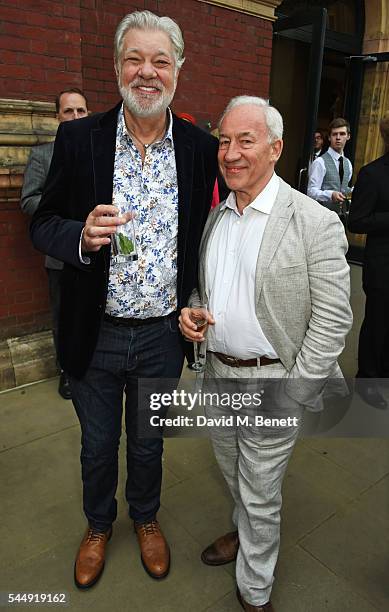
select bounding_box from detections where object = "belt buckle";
[225,355,240,367]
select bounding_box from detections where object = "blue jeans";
[70,314,184,532]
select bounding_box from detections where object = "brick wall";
[0,0,273,341]
[0,173,51,341]
[0,0,83,100]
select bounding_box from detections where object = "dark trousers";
[357,287,389,378]
[70,315,184,532]
[46,268,62,366]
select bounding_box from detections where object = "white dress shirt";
[206,173,279,360]
[307,146,352,204]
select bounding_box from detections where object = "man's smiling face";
[218,104,283,203]
[117,28,178,118]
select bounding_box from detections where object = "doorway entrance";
[270,0,364,190]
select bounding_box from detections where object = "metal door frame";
[273,8,327,192]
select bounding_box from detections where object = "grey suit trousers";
[204,353,303,606]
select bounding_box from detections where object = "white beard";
[119,79,176,118]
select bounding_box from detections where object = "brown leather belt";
[210,351,281,368]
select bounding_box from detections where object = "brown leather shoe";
[237,588,274,611]
[135,520,170,579]
[201,530,239,566]
[74,527,112,589]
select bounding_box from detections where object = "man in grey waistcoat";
[21,88,89,399]
[179,97,352,611]
[307,117,352,213]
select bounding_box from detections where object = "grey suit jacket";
[21,141,62,270]
[198,177,353,406]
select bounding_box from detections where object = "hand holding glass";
[111,203,137,263]
[189,303,208,373]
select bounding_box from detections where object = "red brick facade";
[0,176,51,340]
[0,0,273,341]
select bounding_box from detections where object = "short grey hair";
[219,96,283,143]
[114,10,185,74]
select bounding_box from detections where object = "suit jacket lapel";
[199,205,227,300]
[254,178,294,301]
[90,103,121,269]
[90,103,120,205]
[199,179,294,301]
[173,116,195,299]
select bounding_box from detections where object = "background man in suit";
[180,96,352,611]
[30,10,218,589]
[313,129,327,160]
[348,114,389,409]
[21,88,89,400]
[307,117,352,213]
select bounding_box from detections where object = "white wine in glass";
[190,303,208,373]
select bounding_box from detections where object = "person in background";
[348,114,389,409]
[312,129,326,160]
[307,118,352,213]
[21,88,89,400]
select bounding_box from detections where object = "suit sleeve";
[348,165,389,233]
[20,148,47,215]
[285,213,353,406]
[29,124,87,270]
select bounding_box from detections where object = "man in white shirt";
[179,97,352,611]
[307,118,352,212]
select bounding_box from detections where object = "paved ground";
[0,265,388,611]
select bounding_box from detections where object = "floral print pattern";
[106,106,178,318]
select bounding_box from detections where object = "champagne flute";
[189,303,208,373]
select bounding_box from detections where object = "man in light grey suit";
[21,88,88,399]
[179,96,352,611]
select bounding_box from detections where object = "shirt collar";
[221,173,280,216]
[118,104,173,146]
[328,146,343,161]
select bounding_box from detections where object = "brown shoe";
[134,520,170,579]
[74,527,112,589]
[201,530,239,566]
[237,588,274,611]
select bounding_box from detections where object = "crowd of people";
[20,8,388,612]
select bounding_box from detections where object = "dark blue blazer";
[348,152,389,291]
[30,103,219,377]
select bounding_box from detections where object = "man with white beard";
[30,10,218,589]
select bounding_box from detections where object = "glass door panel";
[271,8,327,193]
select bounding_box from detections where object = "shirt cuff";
[79,228,91,265]
[312,190,332,203]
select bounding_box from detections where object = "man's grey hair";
[219,96,283,143]
[114,10,185,74]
